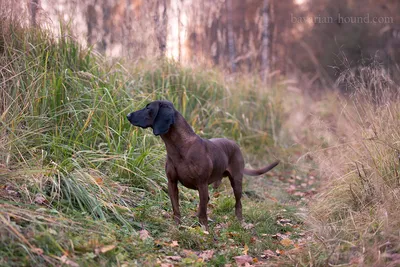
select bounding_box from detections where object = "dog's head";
[127,100,175,136]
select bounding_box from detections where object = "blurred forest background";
[3,0,400,88]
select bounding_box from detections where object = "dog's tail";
[243,160,280,176]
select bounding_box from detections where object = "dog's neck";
[160,112,198,159]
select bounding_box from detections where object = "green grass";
[0,18,299,266]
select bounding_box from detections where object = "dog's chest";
[174,158,208,178]
[169,156,212,188]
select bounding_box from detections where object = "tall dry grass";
[302,65,400,265]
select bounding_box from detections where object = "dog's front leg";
[197,184,209,231]
[167,180,181,224]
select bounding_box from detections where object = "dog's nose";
[126,113,131,120]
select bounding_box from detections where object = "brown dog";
[127,100,279,230]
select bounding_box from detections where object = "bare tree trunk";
[177,1,181,63]
[226,0,236,72]
[29,0,39,27]
[155,0,168,57]
[101,0,112,53]
[269,0,276,76]
[123,0,132,57]
[261,0,270,82]
[86,0,98,46]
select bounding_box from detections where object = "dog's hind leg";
[228,172,243,222]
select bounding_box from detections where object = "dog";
[127,100,279,230]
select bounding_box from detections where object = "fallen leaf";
[165,255,182,261]
[139,229,151,240]
[182,249,197,257]
[4,185,21,197]
[277,218,292,226]
[243,244,249,255]
[35,208,47,212]
[95,244,116,254]
[228,231,240,237]
[48,228,57,235]
[215,222,228,229]
[234,255,253,265]
[60,255,79,267]
[242,222,255,230]
[199,250,214,261]
[32,247,44,255]
[161,210,171,218]
[294,191,306,197]
[264,194,278,202]
[34,194,47,205]
[280,238,294,247]
[272,233,288,240]
[261,249,276,259]
[94,177,103,185]
[170,240,179,247]
[287,185,296,193]
[117,185,127,195]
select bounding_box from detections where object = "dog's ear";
[153,103,175,136]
